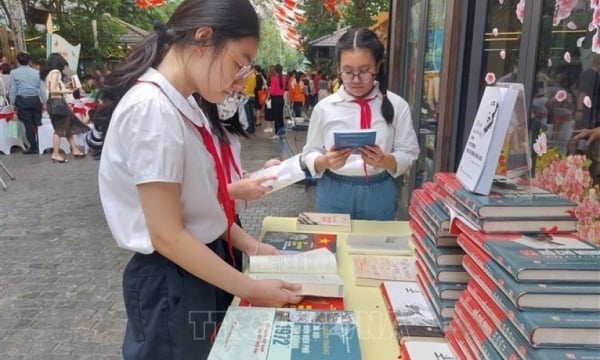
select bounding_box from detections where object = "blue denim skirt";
[316,170,399,220]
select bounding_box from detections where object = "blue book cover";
[209,307,362,359]
[412,235,470,284]
[409,200,451,237]
[408,216,457,249]
[333,130,376,151]
[458,222,600,283]
[434,172,577,218]
[459,235,600,311]
[416,272,456,321]
[466,263,600,348]
[416,258,465,301]
[468,281,600,360]
[414,226,464,267]
[411,189,451,232]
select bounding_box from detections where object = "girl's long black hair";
[92,0,259,141]
[335,28,394,125]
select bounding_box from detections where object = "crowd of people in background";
[239,64,340,139]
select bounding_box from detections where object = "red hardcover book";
[238,296,344,311]
[446,320,476,360]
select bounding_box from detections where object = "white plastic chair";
[37,123,71,154]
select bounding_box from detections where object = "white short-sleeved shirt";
[302,86,420,178]
[98,68,226,254]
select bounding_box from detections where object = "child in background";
[302,28,419,220]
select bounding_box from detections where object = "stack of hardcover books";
[428,173,599,359]
[447,221,600,359]
[408,187,468,331]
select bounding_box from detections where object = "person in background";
[0,63,11,107]
[573,126,600,184]
[93,0,301,357]
[41,53,89,163]
[253,65,266,127]
[267,64,285,139]
[9,52,46,154]
[302,28,420,220]
[241,67,256,134]
[289,71,305,118]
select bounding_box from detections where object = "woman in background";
[41,53,88,163]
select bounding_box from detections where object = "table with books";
[236,216,412,360]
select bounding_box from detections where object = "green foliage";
[255,16,305,71]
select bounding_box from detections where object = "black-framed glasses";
[339,70,377,83]
[227,48,254,81]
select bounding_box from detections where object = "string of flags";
[134,0,165,9]
[268,0,348,49]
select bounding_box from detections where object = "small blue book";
[333,129,376,151]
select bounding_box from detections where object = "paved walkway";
[0,128,315,359]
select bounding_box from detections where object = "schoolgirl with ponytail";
[96,1,301,358]
[301,27,420,220]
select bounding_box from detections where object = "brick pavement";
[0,128,314,359]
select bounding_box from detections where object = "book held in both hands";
[333,129,376,152]
[248,248,344,298]
[208,307,362,360]
[296,212,351,233]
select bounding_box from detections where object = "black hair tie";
[154,21,171,45]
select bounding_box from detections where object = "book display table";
[251,216,412,359]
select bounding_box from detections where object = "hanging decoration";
[267,0,306,49]
[323,0,347,18]
[134,0,166,9]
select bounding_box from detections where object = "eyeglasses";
[339,70,377,83]
[227,48,254,81]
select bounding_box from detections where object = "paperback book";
[379,281,444,344]
[208,307,362,359]
[260,231,337,254]
[400,340,455,360]
[296,212,352,233]
[333,129,376,152]
[251,154,307,194]
[352,255,416,287]
[239,297,345,311]
[248,248,344,298]
[345,234,412,256]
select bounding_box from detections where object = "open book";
[248,248,344,298]
[250,154,306,193]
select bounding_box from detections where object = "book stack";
[445,216,600,359]
[408,187,468,331]
[432,172,578,234]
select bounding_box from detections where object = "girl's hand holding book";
[245,280,303,307]
[317,146,352,171]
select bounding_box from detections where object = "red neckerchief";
[137,80,236,267]
[352,96,376,182]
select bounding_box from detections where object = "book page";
[248,273,344,297]
[250,154,306,193]
[249,248,337,274]
[353,256,416,281]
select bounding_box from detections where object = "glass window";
[414,0,446,187]
[531,1,599,152]
[406,0,422,109]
